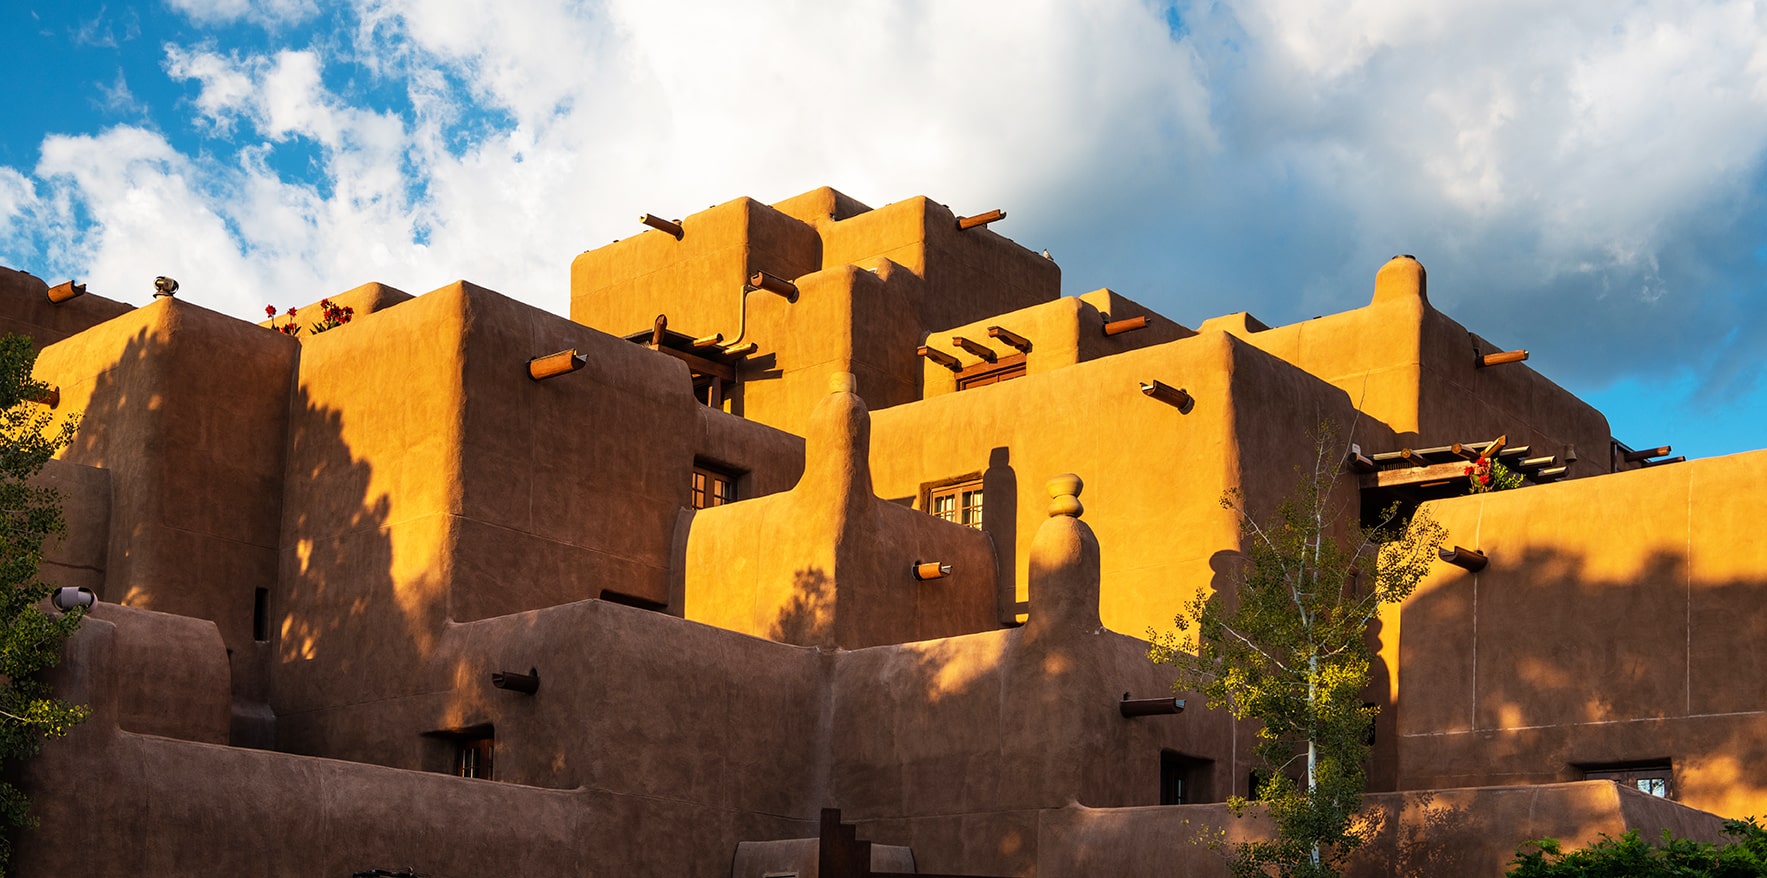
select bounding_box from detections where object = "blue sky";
[2,0,1764,460]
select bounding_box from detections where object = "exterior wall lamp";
[1120,693,1186,717]
[1140,380,1194,414]
[911,562,951,581]
[51,587,95,612]
[491,667,539,695]
[528,349,587,381]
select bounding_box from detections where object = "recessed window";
[956,353,1027,391]
[1161,751,1213,804]
[692,463,739,509]
[1583,761,1673,798]
[426,724,495,780]
[253,588,269,642]
[927,479,983,528]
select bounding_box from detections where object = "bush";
[1507,817,1767,877]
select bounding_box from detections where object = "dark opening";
[599,589,668,612]
[252,587,269,642]
[1580,759,1674,798]
[1160,751,1214,804]
[424,724,495,780]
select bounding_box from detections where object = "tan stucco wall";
[0,266,134,349]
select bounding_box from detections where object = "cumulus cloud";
[4,0,1766,432]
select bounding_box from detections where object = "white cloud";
[164,0,318,28]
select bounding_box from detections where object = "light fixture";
[51,587,95,612]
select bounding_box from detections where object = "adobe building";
[0,186,1761,876]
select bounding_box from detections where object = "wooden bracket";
[918,346,961,373]
[987,325,1032,353]
[951,335,997,364]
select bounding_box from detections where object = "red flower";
[287,306,297,316]
[265,304,277,318]
[1463,465,1473,475]
[1479,474,1490,484]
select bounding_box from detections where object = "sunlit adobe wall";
[1204,256,1611,478]
[870,328,1370,638]
[0,265,134,348]
[1397,449,1767,818]
[915,290,1194,400]
[684,373,998,649]
[270,281,807,747]
[33,297,298,664]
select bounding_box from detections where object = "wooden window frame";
[956,353,1027,391]
[1582,761,1674,798]
[691,462,741,510]
[925,476,984,528]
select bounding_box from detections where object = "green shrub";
[1507,817,1767,877]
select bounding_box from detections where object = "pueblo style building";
[3,187,1763,876]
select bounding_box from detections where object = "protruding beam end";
[1140,380,1194,413]
[1103,315,1150,336]
[951,335,998,364]
[956,208,1005,230]
[47,280,86,304]
[491,667,540,695]
[528,349,588,381]
[987,325,1032,353]
[1120,693,1186,717]
[1478,349,1529,368]
[912,561,952,581]
[748,271,799,303]
[639,213,684,240]
[1439,545,1488,572]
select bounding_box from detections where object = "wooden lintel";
[1361,461,1469,489]
[653,346,735,382]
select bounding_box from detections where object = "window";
[426,724,495,780]
[1161,751,1213,805]
[928,479,983,528]
[956,353,1027,391]
[692,464,739,509]
[252,587,269,642]
[1583,761,1673,798]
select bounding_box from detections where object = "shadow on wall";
[273,380,413,761]
[1403,540,1767,814]
[772,566,832,644]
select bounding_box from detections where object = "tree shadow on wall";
[770,566,832,646]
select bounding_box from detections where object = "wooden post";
[917,346,961,372]
[638,213,684,240]
[1439,545,1488,572]
[987,325,1032,353]
[528,349,587,380]
[1103,315,1150,336]
[956,208,1005,230]
[649,314,668,348]
[951,336,997,364]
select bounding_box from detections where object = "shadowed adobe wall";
[34,297,298,666]
[1398,449,1767,818]
[0,266,133,349]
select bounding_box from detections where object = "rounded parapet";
[1027,473,1101,637]
[1372,255,1428,305]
